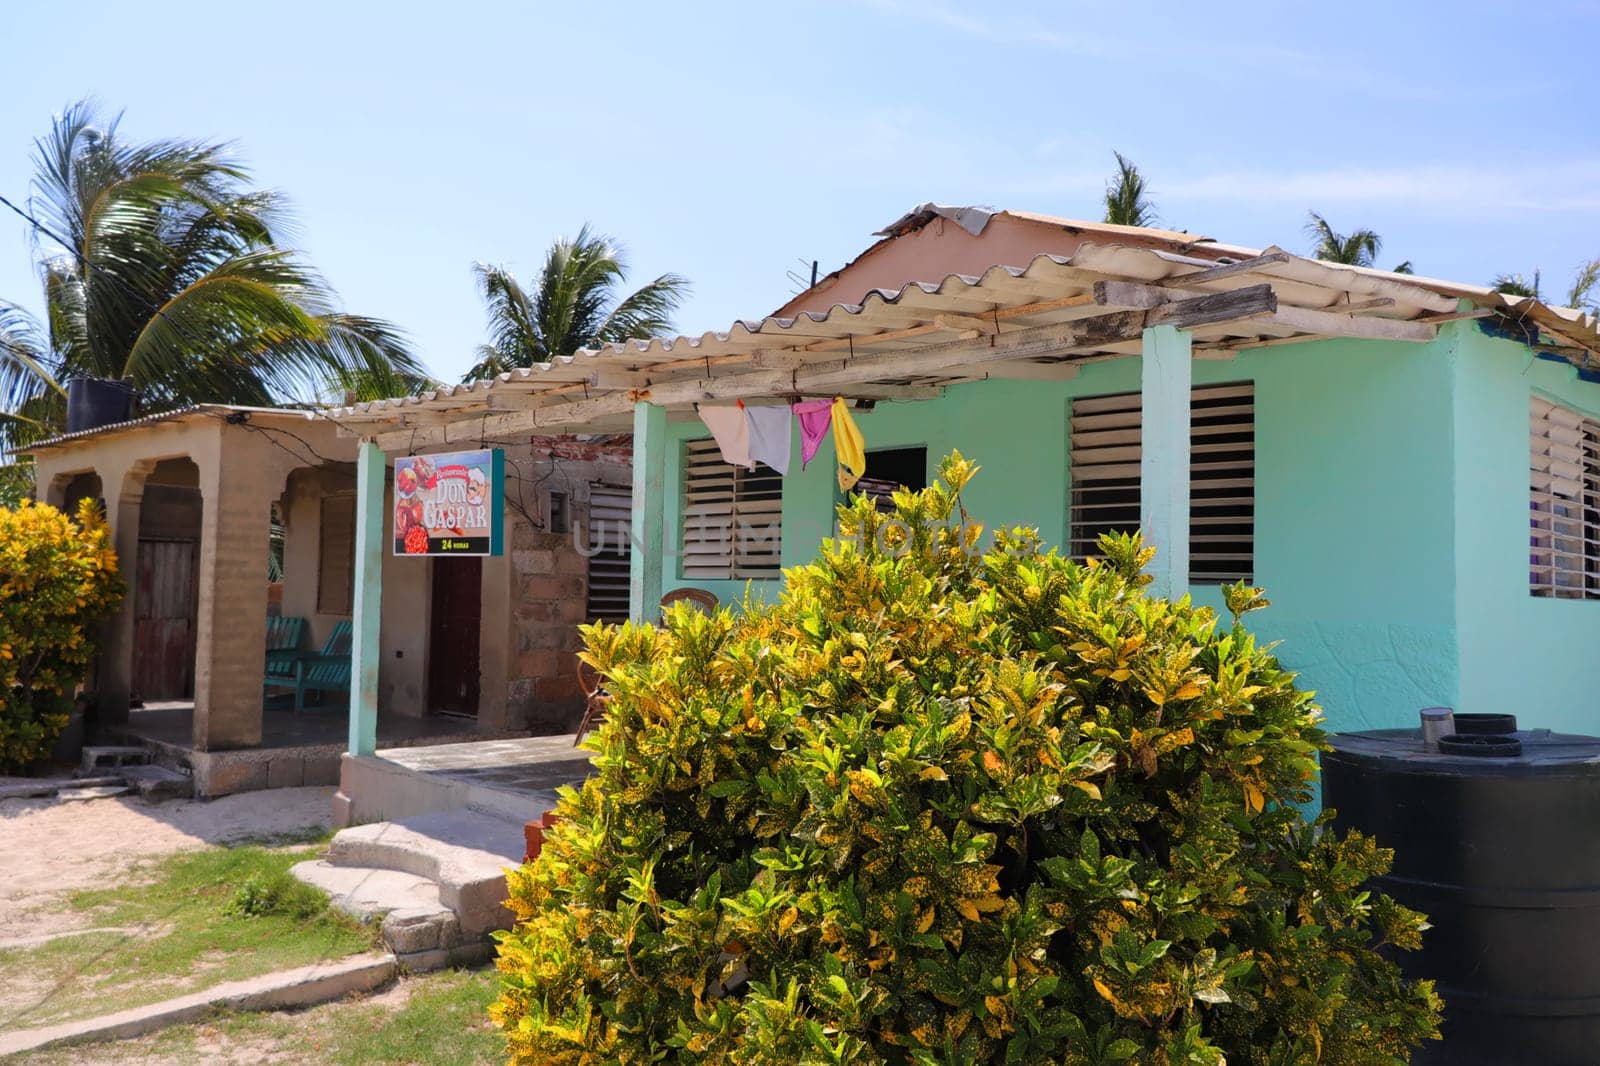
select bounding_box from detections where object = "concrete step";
[56,784,130,801]
[289,860,488,969]
[121,764,193,801]
[0,775,125,801]
[80,745,150,773]
[325,810,525,937]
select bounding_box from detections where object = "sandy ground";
[0,788,335,942]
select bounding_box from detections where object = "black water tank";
[1324,728,1600,1065]
[64,377,135,433]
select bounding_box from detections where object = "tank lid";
[1326,728,1600,774]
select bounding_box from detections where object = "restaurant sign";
[393,448,504,556]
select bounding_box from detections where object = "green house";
[338,205,1600,746]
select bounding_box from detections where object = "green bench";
[264,620,353,712]
[265,616,307,672]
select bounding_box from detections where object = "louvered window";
[855,447,928,512]
[1530,396,1600,598]
[681,440,784,579]
[1068,383,1255,584]
[585,485,632,621]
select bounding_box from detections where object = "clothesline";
[697,395,865,491]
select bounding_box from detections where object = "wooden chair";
[573,657,610,745]
[264,616,307,672]
[264,620,353,713]
[659,587,719,616]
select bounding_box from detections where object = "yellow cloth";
[831,396,865,492]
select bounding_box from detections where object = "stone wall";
[508,518,590,731]
[501,443,632,733]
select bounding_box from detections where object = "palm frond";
[596,272,690,344]
[9,99,429,434]
[1566,258,1600,312]
[1103,151,1157,228]
[1305,211,1383,267]
[0,302,62,452]
[468,226,689,381]
[1493,271,1541,299]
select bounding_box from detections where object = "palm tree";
[0,101,433,452]
[1103,151,1157,228]
[465,225,689,381]
[1305,211,1382,267]
[1495,259,1600,313]
[1304,211,1417,275]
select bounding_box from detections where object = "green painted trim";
[630,402,667,620]
[1140,325,1191,598]
[348,440,384,757]
[489,447,505,556]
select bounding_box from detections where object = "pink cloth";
[793,399,833,469]
[698,403,752,468]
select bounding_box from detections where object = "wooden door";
[133,539,198,700]
[428,556,482,716]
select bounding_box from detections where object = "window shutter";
[586,485,632,621]
[682,439,784,579]
[1069,392,1143,559]
[317,494,356,615]
[1189,384,1255,584]
[1069,384,1255,583]
[1530,396,1599,598]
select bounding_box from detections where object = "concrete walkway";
[0,952,396,1057]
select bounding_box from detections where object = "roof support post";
[347,440,384,758]
[1140,325,1191,599]
[629,401,667,621]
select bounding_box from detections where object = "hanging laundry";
[831,396,866,492]
[697,402,752,468]
[793,399,834,469]
[745,404,792,475]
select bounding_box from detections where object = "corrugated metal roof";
[20,404,318,453]
[331,236,1561,450]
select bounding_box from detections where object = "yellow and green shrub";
[0,497,123,770]
[493,453,1439,1065]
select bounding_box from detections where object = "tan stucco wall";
[31,414,631,748]
[30,412,357,749]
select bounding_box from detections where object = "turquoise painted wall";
[663,331,1466,735]
[1452,324,1600,736]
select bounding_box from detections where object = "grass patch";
[291,967,503,1065]
[0,843,376,1031]
[6,968,504,1065]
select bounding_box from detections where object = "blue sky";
[2,0,1598,385]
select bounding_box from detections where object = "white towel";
[745,405,792,475]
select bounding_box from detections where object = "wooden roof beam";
[373,285,1277,450]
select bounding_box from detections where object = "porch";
[108,700,508,796]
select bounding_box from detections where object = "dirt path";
[0,788,335,942]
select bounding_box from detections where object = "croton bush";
[494,453,1440,1065]
[0,497,123,771]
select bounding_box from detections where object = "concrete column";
[629,401,667,621]
[1140,325,1192,599]
[97,468,143,726]
[193,452,271,750]
[348,440,385,757]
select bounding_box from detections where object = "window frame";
[1530,394,1600,599]
[680,439,784,581]
[1067,382,1256,585]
